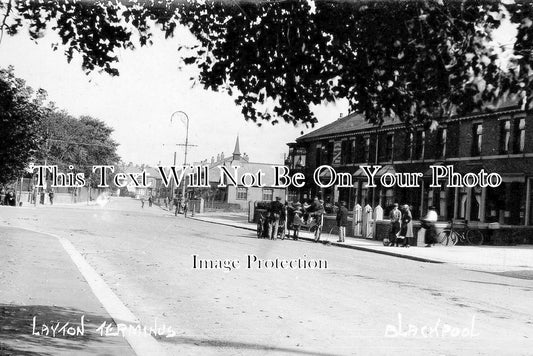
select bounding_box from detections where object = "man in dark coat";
[6,190,16,206]
[268,197,284,240]
[389,203,401,246]
[336,201,349,242]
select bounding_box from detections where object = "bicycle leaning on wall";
[437,220,484,246]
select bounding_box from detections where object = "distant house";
[123,164,162,199]
[195,137,286,210]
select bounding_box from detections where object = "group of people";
[388,203,438,247]
[141,195,190,217]
[140,195,153,208]
[0,188,17,206]
[263,197,439,247]
[288,197,328,240]
[387,203,413,247]
[263,196,335,241]
[169,196,189,216]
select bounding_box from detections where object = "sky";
[0,23,345,167]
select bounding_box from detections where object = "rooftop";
[296,113,398,142]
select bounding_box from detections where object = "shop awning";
[425,162,526,183]
[423,162,445,177]
[319,168,333,179]
[500,174,526,183]
[353,165,396,179]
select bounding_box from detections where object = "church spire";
[232,136,241,161]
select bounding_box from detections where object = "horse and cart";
[256,203,324,241]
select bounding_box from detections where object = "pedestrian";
[305,197,324,224]
[141,197,145,208]
[398,204,413,247]
[6,190,16,206]
[48,190,54,205]
[40,189,45,205]
[278,201,288,239]
[291,202,303,240]
[268,196,284,240]
[0,187,5,205]
[389,203,401,246]
[422,206,438,247]
[336,201,348,242]
[182,198,189,218]
[148,195,153,207]
[174,196,180,216]
[311,199,325,242]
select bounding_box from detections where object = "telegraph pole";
[170,111,197,205]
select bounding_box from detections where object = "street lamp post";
[170,110,191,204]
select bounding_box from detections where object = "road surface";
[1,197,532,355]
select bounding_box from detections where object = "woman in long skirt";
[398,205,413,247]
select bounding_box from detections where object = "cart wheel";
[466,229,483,245]
[312,225,322,241]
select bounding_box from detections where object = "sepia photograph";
[1,0,533,355]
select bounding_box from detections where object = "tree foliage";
[37,111,120,186]
[0,66,46,185]
[0,65,119,185]
[3,0,533,127]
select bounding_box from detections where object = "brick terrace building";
[287,103,533,243]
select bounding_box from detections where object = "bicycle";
[437,220,484,246]
[328,225,339,236]
[311,214,324,242]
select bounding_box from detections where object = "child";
[291,202,303,240]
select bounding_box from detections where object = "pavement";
[190,212,533,273]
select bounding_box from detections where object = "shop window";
[338,187,353,210]
[470,186,482,222]
[384,188,394,209]
[457,187,468,219]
